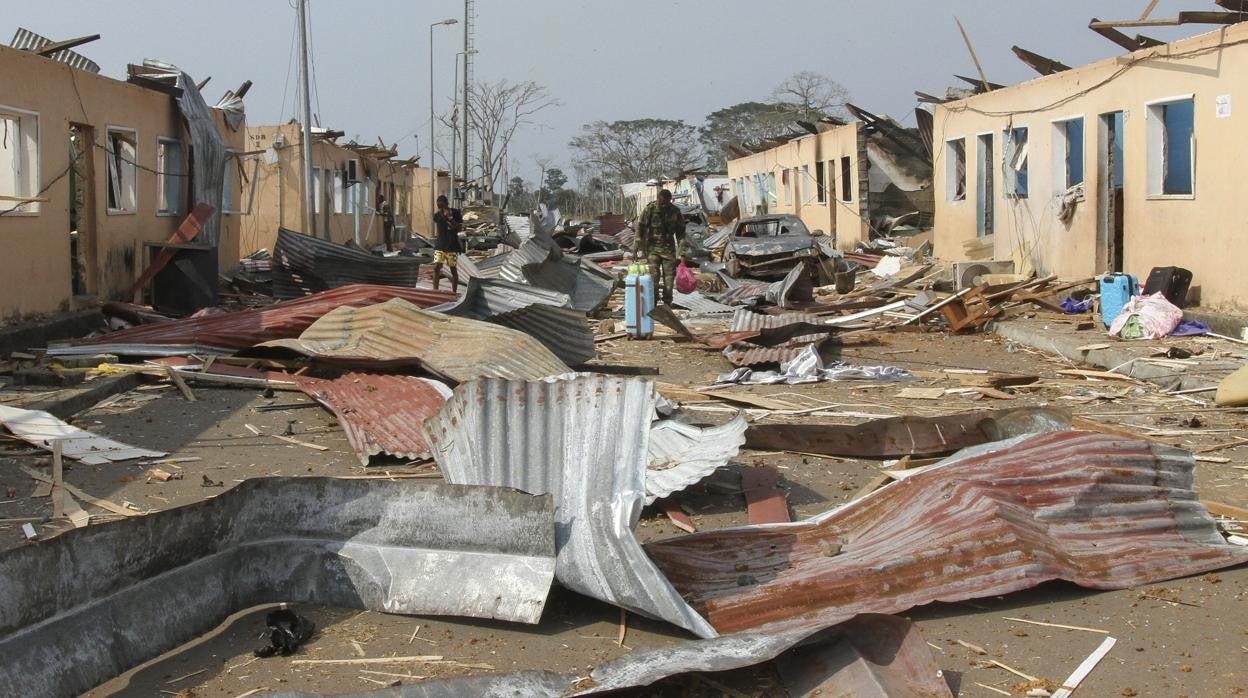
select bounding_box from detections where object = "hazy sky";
[11,1,1208,185]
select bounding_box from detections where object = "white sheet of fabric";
[1108,292,1183,340]
[714,344,912,385]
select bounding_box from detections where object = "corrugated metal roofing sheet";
[56,285,453,356]
[432,278,595,365]
[259,298,570,382]
[10,27,100,73]
[422,374,717,638]
[0,405,165,464]
[672,290,736,316]
[297,373,451,465]
[645,413,747,504]
[273,228,425,298]
[646,431,1248,635]
[723,309,825,366]
[0,478,556,698]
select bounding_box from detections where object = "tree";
[467,80,558,202]
[505,176,534,212]
[771,70,849,123]
[569,118,703,185]
[699,101,806,169]
[698,72,851,169]
[543,167,568,191]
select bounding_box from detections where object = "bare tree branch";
[466,80,558,201]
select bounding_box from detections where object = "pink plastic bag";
[675,261,697,294]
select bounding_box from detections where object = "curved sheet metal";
[296,373,452,465]
[422,374,717,638]
[433,278,595,366]
[0,478,556,698]
[647,431,1248,635]
[57,285,453,356]
[257,298,570,382]
[645,412,747,504]
[273,228,425,298]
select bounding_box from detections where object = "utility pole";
[462,0,474,204]
[297,0,316,235]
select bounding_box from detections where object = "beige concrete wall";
[933,23,1248,309]
[0,45,244,319]
[242,123,435,251]
[411,168,451,239]
[726,123,870,249]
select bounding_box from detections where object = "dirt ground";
[2,314,1247,697]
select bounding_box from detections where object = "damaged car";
[723,214,827,279]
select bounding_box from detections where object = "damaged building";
[931,18,1248,310]
[0,30,247,320]
[725,107,934,249]
[240,123,450,252]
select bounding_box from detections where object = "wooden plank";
[1012,45,1072,75]
[165,366,197,402]
[1052,636,1117,698]
[51,440,64,518]
[954,16,993,93]
[31,33,101,56]
[699,389,801,411]
[128,203,216,297]
[741,465,790,524]
[1202,500,1248,521]
[21,465,141,516]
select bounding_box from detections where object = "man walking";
[432,194,463,293]
[637,189,686,305]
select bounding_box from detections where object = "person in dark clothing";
[432,194,463,293]
[637,189,686,305]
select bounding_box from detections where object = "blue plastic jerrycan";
[624,263,655,339]
[1099,273,1139,328]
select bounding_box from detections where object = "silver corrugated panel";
[645,412,747,504]
[422,374,717,638]
[427,278,594,366]
[520,255,615,313]
[10,27,100,73]
[672,290,736,315]
[257,298,570,382]
[0,478,556,698]
[435,277,572,316]
[765,262,815,308]
[488,305,596,366]
[730,308,822,334]
[273,228,423,298]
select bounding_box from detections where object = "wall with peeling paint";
[0,44,244,320]
[933,22,1248,310]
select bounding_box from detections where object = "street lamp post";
[430,18,457,236]
[450,49,478,207]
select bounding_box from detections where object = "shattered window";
[816,161,826,204]
[1148,98,1194,196]
[106,129,137,213]
[1004,127,1028,198]
[945,139,966,202]
[0,108,39,213]
[1055,118,1084,188]
[156,138,185,216]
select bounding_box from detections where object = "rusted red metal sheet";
[72,285,454,353]
[741,465,790,524]
[646,431,1248,635]
[129,203,216,296]
[296,372,450,465]
[724,309,827,367]
[775,614,953,698]
[745,407,1071,458]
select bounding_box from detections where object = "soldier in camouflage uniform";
[636,189,686,305]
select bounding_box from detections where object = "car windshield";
[734,218,808,238]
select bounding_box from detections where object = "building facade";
[726,118,932,250]
[240,123,447,254]
[932,22,1248,310]
[0,43,244,319]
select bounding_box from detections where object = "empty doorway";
[1098,111,1125,273]
[68,124,97,297]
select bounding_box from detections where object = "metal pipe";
[297,0,315,235]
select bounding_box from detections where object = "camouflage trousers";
[648,247,677,304]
